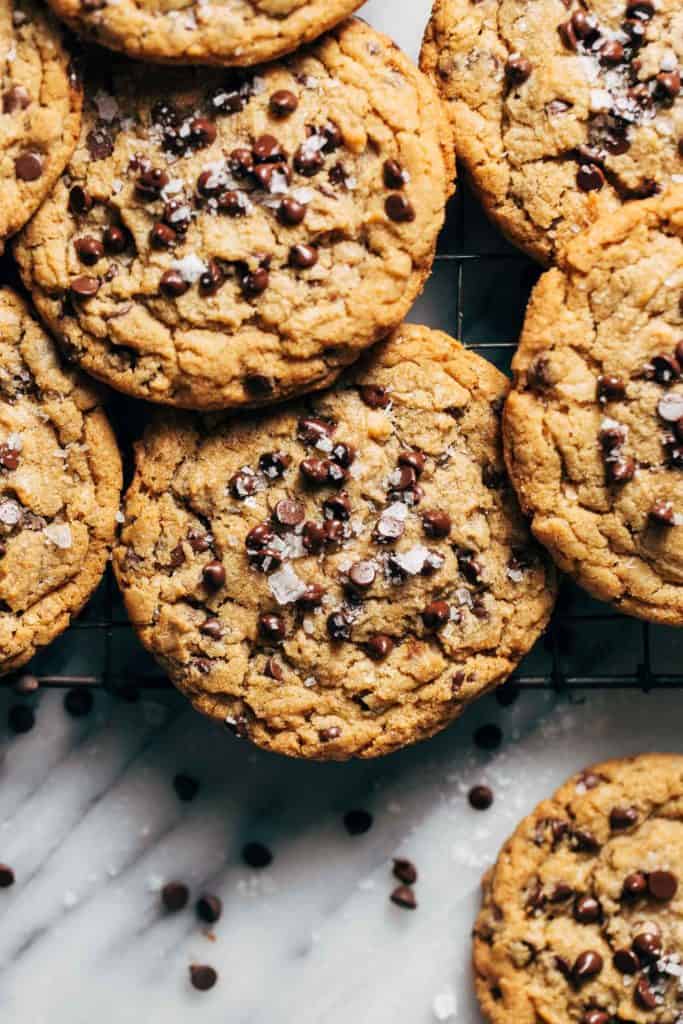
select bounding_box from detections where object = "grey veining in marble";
[1,2,682,1023]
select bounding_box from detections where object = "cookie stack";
[1,0,681,765]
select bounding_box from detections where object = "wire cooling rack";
[4,186,683,696]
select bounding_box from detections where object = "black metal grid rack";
[5,186,683,697]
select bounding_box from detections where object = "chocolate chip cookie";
[0,288,122,676]
[0,0,82,251]
[421,0,682,263]
[15,20,454,411]
[474,753,683,1024]
[113,323,556,760]
[504,188,683,624]
[45,0,363,68]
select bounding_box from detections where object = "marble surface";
[1,2,683,1023]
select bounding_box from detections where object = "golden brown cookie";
[45,0,363,68]
[474,753,683,1024]
[504,188,683,625]
[421,0,683,263]
[113,324,556,761]
[0,288,122,676]
[0,0,82,251]
[16,20,454,411]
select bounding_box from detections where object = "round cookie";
[113,324,556,761]
[15,20,454,411]
[44,0,364,68]
[474,753,683,1024]
[0,0,82,251]
[504,188,683,625]
[420,0,683,264]
[0,288,122,676]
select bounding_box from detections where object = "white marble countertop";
[2,3,683,1023]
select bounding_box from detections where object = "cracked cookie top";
[0,288,122,676]
[504,188,683,624]
[15,19,454,411]
[474,754,683,1024]
[113,324,556,761]
[0,0,82,251]
[420,0,682,263]
[45,0,363,68]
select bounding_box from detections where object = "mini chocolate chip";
[302,521,326,553]
[70,275,100,299]
[264,656,283,681]
[160,269,189,298]
[469,785,494,810]
[650,500,675,526]
[253,134,285,163]
[173,773,199,801]
[543,883,571,905]
[199,260,225,297]
[3,84,30,113]
[474,723,502,750]
[201,618,223,640]
[613,948,639,974]
[64,688,94,718]
[242,841,273,868]
[505,56,532,85]
[278,197,307,226]
[572,828,600,853]
[0,864,15,887]
[294,144,324,177]
[331,443,355,468]
[383,159,407,189]
[606,456,636,484]
[297,584,325,610]
[189,965,217,992]
[385,194,415,223]
[635,977,657,1010]
[583,1013,609,1024]
[15,151,43,181]
[241,268,269,297]
[648,869,677,901]
[270,90,298,117]
[597,375,626,402]
[297,416,334,445]
[136,167,169,200]
[390,885,417,910]
[344,809,372,835]
[273,499,305,527]
[365,634,394,661]
[421,600,450,631]
[622,871,648,899]
[398,451,426,477]
[373,514,404,544]
[632,930,662,961]
[318,725,341,742]
[196,893,222,924]
[652,352,681,385]
[290,243,318,269]
[393,859,417,885]
[655,69,681,102]
[457,550,484,585]
[74,236,104,265]
[600,40,625,64]
[359,385,389,408]
[150,222,176,249]
[572,950,603,984]
[259,451,290,479]
[327,611,352,641]
[103,225,127,253]
[349,561,376,589]
[577,164,605,192]
[421,509,451,539]
[202,561,225,590]
[259,613,286,642]
[300,457,331,485]
[68,185,92,216]
[0,444,19,471]
[188,117,216,148]
[626,0,654,15]
[8,704,34,734]
[161,881,189,912]
[610,806,638,830]
[574,895,601,923]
